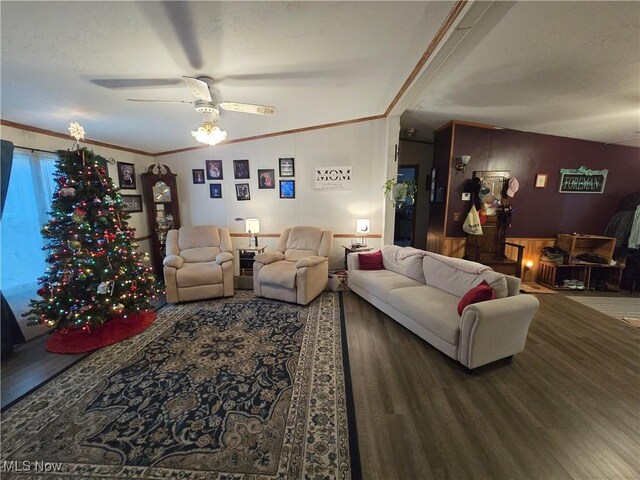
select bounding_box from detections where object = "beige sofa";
[254,226,333,305]
[348,245,539,370]
[163,225,234,303]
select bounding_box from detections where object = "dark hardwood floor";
[2,292,638,479]
[1,296,167,410]
[343,292,640,480]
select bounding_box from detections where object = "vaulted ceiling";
[2,1,639,154]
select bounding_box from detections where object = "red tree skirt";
[46,310,157,354]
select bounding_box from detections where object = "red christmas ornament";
[37,287,48,297]
[104,232,116,242]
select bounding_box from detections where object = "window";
[0,150,57,290]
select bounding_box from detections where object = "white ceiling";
[401,1,640,147]
[0,1,452,154]
[1,1,639,154]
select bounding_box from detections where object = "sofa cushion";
[423,252,508,298]
[284,249,318,262]
[259,260,297,289]
[176,262,222,288]
[349,269,423,300]
[382,245,427,283]
[359,250,383,270]
[180,246,221,263]
[386,285,461,345]
[457,280,496,315]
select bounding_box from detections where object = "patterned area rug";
[567,295,640,327]
[1,292,360,479]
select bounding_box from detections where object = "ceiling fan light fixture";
[191,122,227,145]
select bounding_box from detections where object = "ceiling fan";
[127,76,277,145]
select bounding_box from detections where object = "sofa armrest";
[163,255,184,269]
[296,256,326,268]
[458,295,539,369]
[254,251,284,265]
[216,252,233,264]
[346,252,360,271]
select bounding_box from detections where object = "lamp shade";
[356,219,370,234]
[245,218,260,234]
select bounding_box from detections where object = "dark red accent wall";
[440,123,640,238]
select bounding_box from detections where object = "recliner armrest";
[296,256,327,268]
[254,252,284,265]
[163,255,184,269]
[216,252,233,264]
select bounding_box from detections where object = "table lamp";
[245,218,260,247]
[356,219,370,247]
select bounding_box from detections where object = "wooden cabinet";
[141,164,181,277]
[537,234,623,290]
[556,234,616,263]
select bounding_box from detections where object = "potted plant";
[383,177,416,207]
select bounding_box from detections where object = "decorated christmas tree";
[27,147,160,332]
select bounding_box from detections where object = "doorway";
[393,165,418,247]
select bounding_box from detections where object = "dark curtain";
[1,139,25,359]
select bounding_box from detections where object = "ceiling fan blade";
[219,102,277,115]
[126,99,193,104]
[182,76,212,102]
[90,78,182,89]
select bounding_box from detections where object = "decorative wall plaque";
[559,166,608,193]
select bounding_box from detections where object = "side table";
[342,245,373,269]
[237,246,266,276]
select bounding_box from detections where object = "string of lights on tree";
[26,124,161,332]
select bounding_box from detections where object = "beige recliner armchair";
[254,226,333,305]
[163,225,234,303]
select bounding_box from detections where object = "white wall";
[158,119,389,269]
[0,125,155,252]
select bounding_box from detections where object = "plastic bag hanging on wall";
[463,206,483,235]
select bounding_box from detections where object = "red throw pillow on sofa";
[457,280,496,315]
[359,250,383,270]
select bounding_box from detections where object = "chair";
[163,225,234,303]
[254,226,333,305]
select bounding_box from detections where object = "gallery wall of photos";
[192,157,296,201]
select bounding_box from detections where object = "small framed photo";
[192,169,205,184]
[235,183,251,201]
[535,173,548,188]
[280,179,295,199]
[258,169,275,189]
[206,160,223,180]
[121,194,143,213]
[117,162,136,190]
[233,159,250,179]
[209,183,222,199]
[279,157,295,177]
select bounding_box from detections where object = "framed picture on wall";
[233,159,250,179]
[235,183,251,201]
[121,194,143,213]
[279,158,295,177]
[192,169,205,184]
[206,160,223,180]
[209,183,222,199]
[535,173,548,188]
[280,180,295,198]
[258,169,275,189]
[429,167,437,202]
[117,162,136,190]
